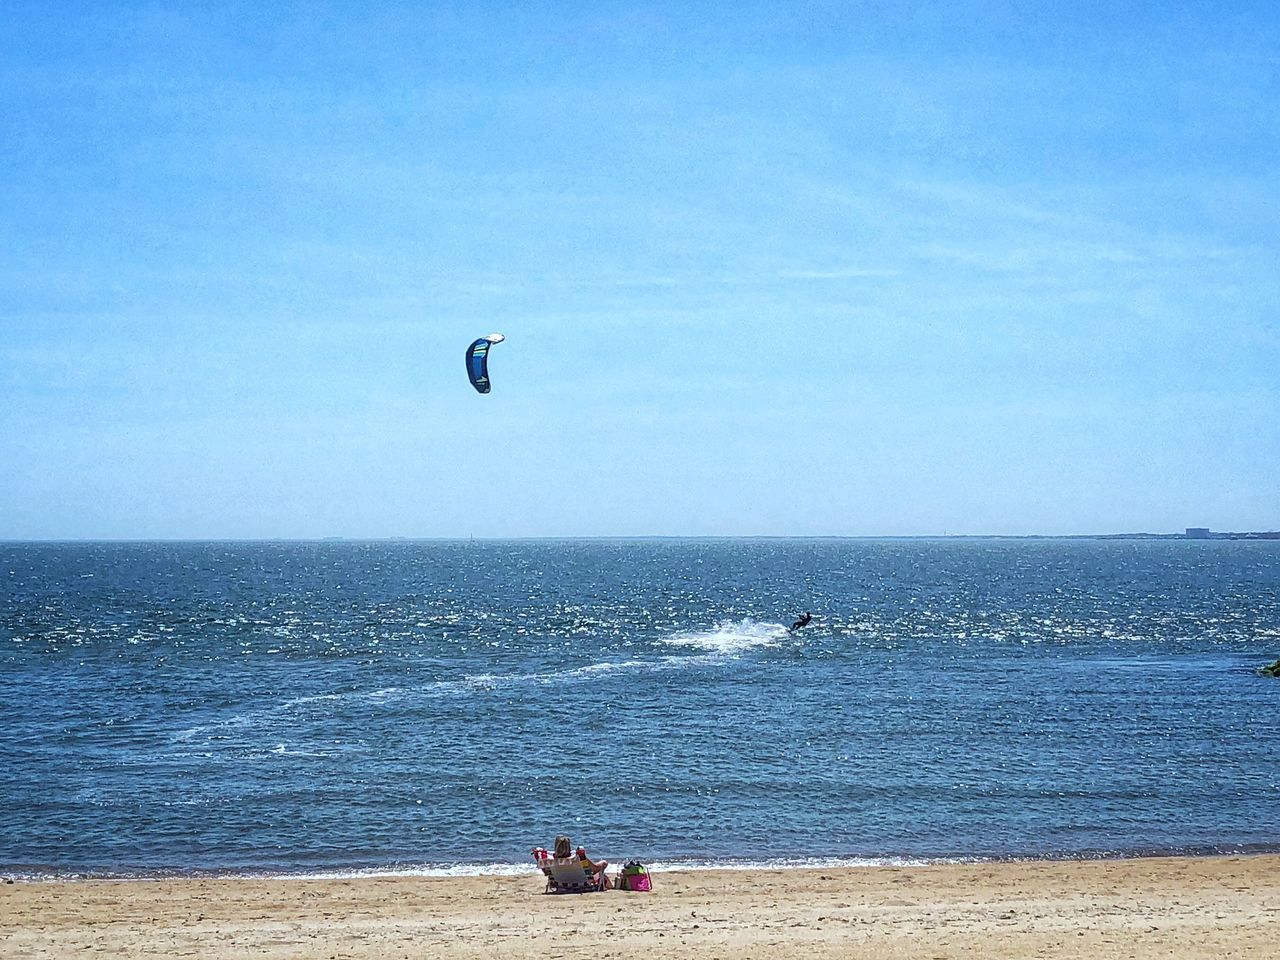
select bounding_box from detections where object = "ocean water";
[2,539,1278,879]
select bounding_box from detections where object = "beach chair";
[539,855,608,894]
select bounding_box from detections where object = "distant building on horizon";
[1182,527,1280,540]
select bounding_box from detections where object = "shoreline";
[2,853,1277,959]
[8,842,1280,883]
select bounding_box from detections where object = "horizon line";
[3,532,1278,545]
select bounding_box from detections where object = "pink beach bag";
[624,872,651,892]
[618,862,652,891]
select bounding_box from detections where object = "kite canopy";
[465,334,505,394]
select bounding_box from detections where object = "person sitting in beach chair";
[532,835,612,893]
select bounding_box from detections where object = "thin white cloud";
[776,268,901,280]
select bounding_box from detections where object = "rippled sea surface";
[2,539,1278,877]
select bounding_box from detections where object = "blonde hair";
[554,835,572,858]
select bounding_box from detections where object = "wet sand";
[2,854,1277,959]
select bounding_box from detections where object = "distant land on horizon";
[316,530,1280,542]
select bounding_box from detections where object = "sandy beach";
[2,854,1276,959]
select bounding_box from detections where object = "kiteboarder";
[789,611,813,632]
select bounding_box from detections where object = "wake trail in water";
[173,618,787,742]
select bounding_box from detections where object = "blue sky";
[2,1,1277,537]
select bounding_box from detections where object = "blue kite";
[465,334,505,394]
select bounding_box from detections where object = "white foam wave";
[6,856,956,883]
[277,856,939,879]
[661,618,788,654]
[281,862,542,879]
[644,855,942,872]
